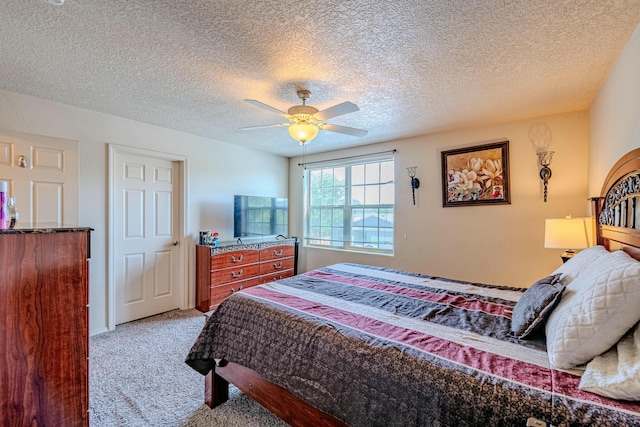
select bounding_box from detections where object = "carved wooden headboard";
[593,148,640,261]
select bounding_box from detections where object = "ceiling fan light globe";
[288,123,318,144]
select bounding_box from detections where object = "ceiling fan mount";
[241,88,367,145]
[287,90,319,117]
[296,89,311,101]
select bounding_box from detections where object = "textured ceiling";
[1,1,639,157]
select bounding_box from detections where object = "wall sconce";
[407,167,420,205]
[537,151,554,202]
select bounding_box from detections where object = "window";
[304,158,395,254]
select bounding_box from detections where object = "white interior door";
[114,151,182,324]
[0,129,78,225]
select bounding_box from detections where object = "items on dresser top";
[195,238,298,312]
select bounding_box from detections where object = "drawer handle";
[231,254,243,263]
[273,249,283,256]
[273,262,283,269]
[271,276,282,282]
[231,269,243,278]
[230,285,243,294]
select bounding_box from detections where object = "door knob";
[170,240,179,246]
[18,155,28,168]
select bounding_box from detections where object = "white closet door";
[113,151,181,324]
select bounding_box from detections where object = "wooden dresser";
[196,238,298,312]
[0,225,91,427]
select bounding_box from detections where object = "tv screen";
[234,195,288,238]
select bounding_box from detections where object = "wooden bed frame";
[593,148,640,258]
[204,147,640,427]
[205,360,347,427]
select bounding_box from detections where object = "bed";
[186,148,640,427]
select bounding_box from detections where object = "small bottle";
[7,197,18,228]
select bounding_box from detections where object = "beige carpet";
[89,308,288,426]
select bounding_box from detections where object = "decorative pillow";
[510,274,564,339]
[579,322,640,401]
[545,249,640,369]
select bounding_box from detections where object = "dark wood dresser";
[195,238,298,312]
[0,225,92,426]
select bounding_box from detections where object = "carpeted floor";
[89,308,288,426]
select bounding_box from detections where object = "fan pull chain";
[302,143,307,179]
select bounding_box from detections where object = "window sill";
[303,244,394,257]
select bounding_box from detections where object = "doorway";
[108,144,187,328]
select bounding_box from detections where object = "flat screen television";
[234,195,288,238]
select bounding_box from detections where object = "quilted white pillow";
[550,245,610,285]
[579,321,640,400]
[545,249,640,369]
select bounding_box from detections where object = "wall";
[589,22,640,194]
[0,89,289,336]
[289,110,590,288]
[6,14,636,333]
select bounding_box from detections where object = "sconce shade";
[288,123,318,145]
[544,216,593,251]
[537,151,555,166]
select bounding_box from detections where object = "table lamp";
[544,215,593,263]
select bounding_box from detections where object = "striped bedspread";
[186,263,640,427]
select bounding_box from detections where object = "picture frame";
[441,141,510,207]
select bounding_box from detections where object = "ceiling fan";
[239,89,367,145]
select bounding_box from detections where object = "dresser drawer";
[259,245,295,261]
[260,269,294,284]
[211,263,261,286]
[210,277,260,307]
[259,256,295,275]
[211,250,259,269]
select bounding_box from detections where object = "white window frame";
[303,156,395,255]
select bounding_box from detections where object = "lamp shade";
[544,216,593,250]
[288,123,318,145]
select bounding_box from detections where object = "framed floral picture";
[441,141,510,207]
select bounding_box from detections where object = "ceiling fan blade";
[239,123,290,131]
[315,101,359,121]
[320,123,368,137]
[244,99,288,117]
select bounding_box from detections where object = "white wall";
[589,22,640,194]
[290,110,590,288]
[0,89,289,336]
